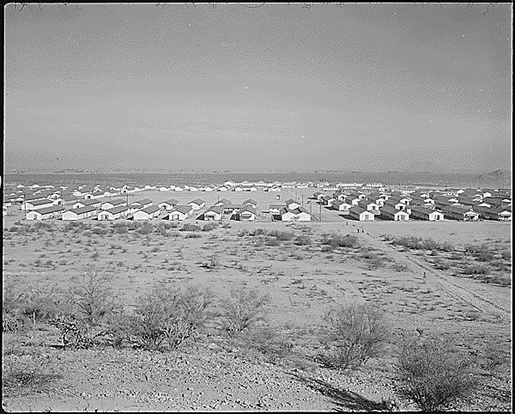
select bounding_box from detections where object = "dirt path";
[359,232,511,321]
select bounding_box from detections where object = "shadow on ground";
[292,373,393,412]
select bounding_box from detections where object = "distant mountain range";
[470,169,511,188]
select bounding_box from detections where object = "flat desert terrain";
[2,189,512,411]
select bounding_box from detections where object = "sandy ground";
[2,188,512,411]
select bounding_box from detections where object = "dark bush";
[217,287,271,337]
[136,222,153,235]
[461,264,489,275]
[202,222,218,232]
[395,334,479,412]
[269,230,295,241]
[112,222,128,233]
[317,303,390,371]
[68,268,121,325]
[180,223,201,232]
[129,283,213,351]
[294,235,311,246]
[321,233,360,249]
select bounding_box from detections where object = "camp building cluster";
[2,181,511,222]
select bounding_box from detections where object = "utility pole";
[319,202,322,222]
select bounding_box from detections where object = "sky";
[3,3,513,173]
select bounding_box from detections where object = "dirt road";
[359,231,511,322]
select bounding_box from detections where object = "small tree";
[68,268,121,325]
[217,287,271,336]
[395,334,479,412]
[2,276,25,332]
[318,303,390,371]
[130,283,213,351]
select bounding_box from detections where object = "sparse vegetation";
[317,303,390,371]
[129,282,214,351]
[395,334,479,412]
[217,287,271,337]
[387,235,454,252]
[321,233,360,249]
[67,268,121,325]
[1,184,511,411]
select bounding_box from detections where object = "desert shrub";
[184,233,202,239]
[91,226,108,236]
[2,276,24,315]
[2,277,26,332]
[112,222,128,234]
[202,222,218,232]
[2,313,25,333]
[390,236,453,252]
[479,341,509,373]
[250,228,268,236]
[269,230,295,241]
[68,268,121,325]
[180,223,201,232]
[391,262,410,272]
[463,244,495,262]
[461,264,489,275]
[317,303,390,371]
[395,334,479,412]
[136,222,154,235]
[265,236,281,246]
[380,233,395,241]
[217,287,271,337]
[129,283,213,351]
[422,237,439,251]
[200,254,219,269]
[49,314,110,349]
[102,313,135,349]
[321,233,359,249]
[155,222,169,236]
[486,274,511,287]
[294,235,311,246]
[240,326,294,363]
[20,285,67,324]
[433,259,451,270]
[500,249,511,261]
[438,241,455,252]
[34,221,54,232]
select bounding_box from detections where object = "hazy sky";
[4,3,512,173]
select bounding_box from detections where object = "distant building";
[199,206,224,221]
[97,205,129,221]
[187,199,206,210]
[232,205,257,221]
[26,205,65,221]
[410,206,445,221]
[280,206,311,221]
[133,205,161,221]
[168,205,193,221]
[379,206,410,221]
[348,206,375,221]
[440,205,479,221]
[62,205,97,221]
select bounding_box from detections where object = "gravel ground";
[3,336,511,412]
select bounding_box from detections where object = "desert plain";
[2,188,512,412]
